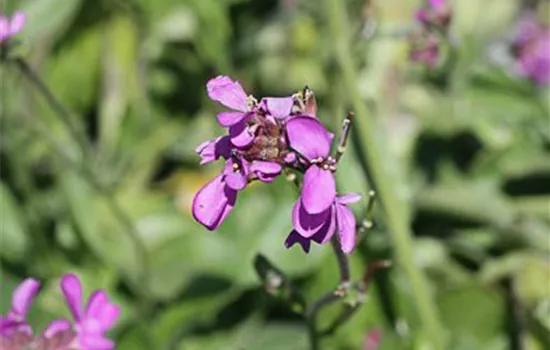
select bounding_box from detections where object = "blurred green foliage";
[1,0,549,349]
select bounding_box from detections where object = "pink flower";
[512,13,550,85]
[0,12,25,43]
[0,278,40,336]
[414,0,451,29]
[60,273,120,350]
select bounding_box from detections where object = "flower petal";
[9,12,25,35]
[292,198,331,238]
[60,273,83,322]
[250,161,282,175]
[216,111,248,127]
[195,136,231,165]
[0,16,9,40]
[224,171,247,190]
[229,121,255,148]
[301,166,336,214]
[336,203,357,254]
[284,230,312,253]
[79,333,115,350]
[85,291,120,332]
[263,97,294,119]
[429,0,444,8]
[206,76,248,112]
[11,278,40,318]
[337,193,361,205]
[286,116,333,160]
[310,207,336,245]
[192,175,236,230]
[43,319,71,338]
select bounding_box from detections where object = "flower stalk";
[323,0,446,348]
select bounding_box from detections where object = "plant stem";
[323,0,445,348]
[14,58,92,158]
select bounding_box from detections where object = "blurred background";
[1,0,549,349]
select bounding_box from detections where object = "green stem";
[324,0,445,348]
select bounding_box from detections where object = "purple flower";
[60,273,120,350]
[410,34,440,67]
[414,0,451,29]
[285,193,361,254]
[0,278,40,336]
[512,14,550,85]
[286,116,336,214]
[192,154,282,230]
[0,12,25,43]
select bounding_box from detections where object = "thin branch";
[334,112,353,163]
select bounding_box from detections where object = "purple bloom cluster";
[409,0,452,68]
[0,274,120,350]
[512,13,550,85]
[0,12,24,44]
[193,76,360,254]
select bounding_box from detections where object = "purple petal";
[9,12,25,35]
[195,136,231,165]
[192,175,237,230]
[11,278,40,318]
[284,230,312,253]
[0,16,8,40]
[61,274,83,322]
[229,121,255,149]
[251,161,282,183]
[336,203,357,254]
[250,161,282,175]
[216,111,248,127]
[206,76,248,112]
[310,207,336,245]
[414,8,428,23]
[286,116,332,160]
[85,291,120,332]
[337,193,361,205]
[263,97,294,119]
[223,159,248,190]
[429,0,444,8]
[43,320,71,338]
[79,333,115,350]
[301,166,336,214]
[292,198,331,238]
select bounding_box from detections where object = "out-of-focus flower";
[60,273,120,350]
[363,329,382,350]
[415,0,452,30]
[512,13,550,85]
[0,12,25,43]
[0,278,40,336]
[409,33,440,68]
[286,193,361,254]
[0,273,120,350]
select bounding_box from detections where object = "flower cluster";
[511,13,550,85]
[0,12,25,44]
[0,273,120,350]
[409,0,452,68]
[192,76,361,254]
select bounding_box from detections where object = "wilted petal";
[301,166,336,214]
[9,12,25,35]
[216,111,247,127]
[292,199,331,238]
[263,97,294,119]
[229,121,255,148]
[206,76,248,112]
[195,136,231,165]
[284,230,312,253]
[43,320,71,338]
[337,193,361,205]
[11,278,40,318]
[192,175,237,230]
[286,116,333,160]
[61,274,83,322]
[85,291,120,332]
[336,203,357,254]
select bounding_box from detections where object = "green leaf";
[0,182,31,262]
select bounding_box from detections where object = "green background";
[1,0,549,349]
